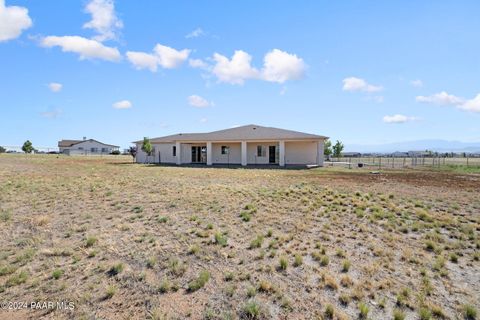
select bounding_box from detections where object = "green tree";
[22,140,34,154]
[332,140,344,158]
[141,137,153,163]
[324,139,332,157]
[0,146,6,153]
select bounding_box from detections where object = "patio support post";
[176,142,181,165]
[241,141,247,166]
[206,141,212,165]
[279,140,285,167]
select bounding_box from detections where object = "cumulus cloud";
[189,58,209,70]
[188,95,212,108]
[261,49,306,83]
[459,94,480,113]
[209,49,306,85]
[212,50,259,85]
[185,28,205,39]
[126,44,190,71]
[48,82,62,92]
[410,79,423,88]
[383,114,417,124]
[342,77,383,93]
[83,0,123,41]
[416,91,464,105]
[0,0,33,42]
[41,35,121,61]
[112,100,132,109]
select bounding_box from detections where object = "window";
[101,148,108,153]
[172,146,176,157]
[91,148,98,153]
[221,146,229,155]
[257,145,266,157]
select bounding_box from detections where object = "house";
[342,152,362,157]
[408,150,431,157]
[58,138,119,155]
[134,124,328,167]
[390,151,409,157]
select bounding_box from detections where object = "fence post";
[467,157,469,166]
[379,157,381,170]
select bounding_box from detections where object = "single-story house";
[134,124,328,167]
[58,138,119,155]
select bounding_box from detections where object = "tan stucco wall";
[212,143,241,164]
[136,140,325,166]
[285,141,318,165]
[246,142,278,164]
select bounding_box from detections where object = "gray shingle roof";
[134,125,327,143]
[58,139,119,148]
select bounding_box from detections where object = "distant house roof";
[58,139,119,148]
[134,125,328,144]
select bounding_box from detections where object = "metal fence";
[326,156,480,169]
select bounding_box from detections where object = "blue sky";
[1,0,479,150]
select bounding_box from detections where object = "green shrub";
[393,309,406,320]
[52,269,63,280]
[214,232,228,247]
[85,236,97,247]
[358,302,369,319]
[188,270,210,292]
[463,304,477,320]
[250,235,264,249]
[279,256,288,270]
[108,263,124,276]
[293,254,303,267]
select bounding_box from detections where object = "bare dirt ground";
[0,155,479,320]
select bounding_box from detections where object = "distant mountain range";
[345,140,480,153]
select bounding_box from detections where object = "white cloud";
[126,51,158,72]
[0,0,32,42]
[212,50,260,85]
[199,117,208,123]
[383,114,417,124]
[126,44,190,71]
[112,100,132,109]
[342,77,383,93]
[410,79,423,88]
[41,35,121,61]
[189,58,209,70]
[83,0,123,41]
[415,91,464,105]
[185,28,205,39]
[261,49,306,83]
[209,49,306,85]
[154,44,190,68]
[459,94,480,113]
[48,82,62,92]
[188,95,211,108]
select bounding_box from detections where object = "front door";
[269,146,276,164]
[191,146,207,163]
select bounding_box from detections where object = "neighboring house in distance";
[58,138,119,155]
[390,151,409,157]
[408,150,431,157]
[342,152,362,157]
[134,124,328,167]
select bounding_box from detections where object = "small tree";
[0,146,6,153]
[128,146,137,163]
[332,140,344,159]
[324,139,332,158]
[141,137,153,163]
[22,140,34,154]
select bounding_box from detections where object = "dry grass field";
[0,155,479,320]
